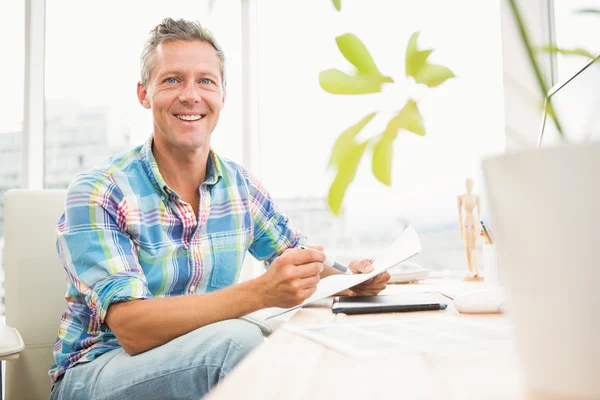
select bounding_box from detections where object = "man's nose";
[178,82,202,104]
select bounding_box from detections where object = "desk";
[205,278,544,400]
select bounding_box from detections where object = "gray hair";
[141,18,226,89]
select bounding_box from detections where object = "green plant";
[323,1,454,215]
[537,7,598,64]
[324,0,598,216]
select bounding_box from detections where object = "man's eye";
[200,78,213,85]
[165,77,177,84]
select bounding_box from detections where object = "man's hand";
[257,247,325,308]
[342,259,391,296]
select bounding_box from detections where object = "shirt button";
[185,212,192,218]
[160,195,166,201]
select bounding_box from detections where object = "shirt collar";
[140,135,223,200]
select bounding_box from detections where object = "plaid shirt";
[50,135,304,386]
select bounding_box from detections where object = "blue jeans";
[51,319,264,400]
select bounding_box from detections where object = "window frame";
[23,0,45,189]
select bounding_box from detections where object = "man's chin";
[154,124,212,151]
[173,134,210,151]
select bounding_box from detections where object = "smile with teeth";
[175,114,205,121]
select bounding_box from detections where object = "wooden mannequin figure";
[457,178,482,281]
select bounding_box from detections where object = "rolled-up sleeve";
[56,173,152,324]
[242,170,307,266]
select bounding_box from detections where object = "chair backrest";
[4,189,67,400]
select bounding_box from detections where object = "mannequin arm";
[457,196,464,237]
[476,196,481,227]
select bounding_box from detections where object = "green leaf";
[372,137,393,186]
[539,45,595,59]
[575,8,600,14]
[328,141,369,215]
[319,69,389,94]
[329,113,377,167]
[405,32,431,77]
[368,99,426,188]
[414,64,455,87]
[332,0,341,11]
[336,34,385,77]
[387,99,425,137]
[406,49,432,79]
[405,31,455,87]
[320,34,393,95]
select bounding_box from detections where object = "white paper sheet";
[283,315,514,358]
[264,225,422,320]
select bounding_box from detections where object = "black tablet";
[332,293,447,315]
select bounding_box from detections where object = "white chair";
[3,189,67,399]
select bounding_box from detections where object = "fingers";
[357,272,390,287]
[295,262,324,279]
[297,270,321,288]
[288,278,318,306]
[335,289,353,296]
[348,259,374,274]
[351,289,382,296]
[378,271,391,283]
[302,285,318,300]
[283,244,325,255]
[350,271,390,296]
[366,271,390,285]
[282,247,326,266]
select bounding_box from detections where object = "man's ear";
[137,82,151,109]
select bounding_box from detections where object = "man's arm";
[59,173,325,356]
[106,280,263,356]
[106,248,324,356]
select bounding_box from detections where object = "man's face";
[137,40,225,152]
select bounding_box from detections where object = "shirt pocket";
[209,228,251,290]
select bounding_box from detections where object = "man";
[50,18,390,399]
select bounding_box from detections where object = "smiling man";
[49,18,390,400]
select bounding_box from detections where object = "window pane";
[554,0,600,82]
[257,0,505,271]
[0,0,24,318]
[45,0,243,188]
[549,1,600,142]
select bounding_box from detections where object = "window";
[0,1,25,317]
[44,0,243,188]
[256,0,505,269]
[553,0,600,82]
[4,1,510,308]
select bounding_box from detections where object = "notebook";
[332,293,447,315]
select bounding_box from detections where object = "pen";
[298,245,353,275]
[480,229,490,244]
[480,221,494,244]
[485,225,496,243]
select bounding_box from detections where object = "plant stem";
[507,0,566,139]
